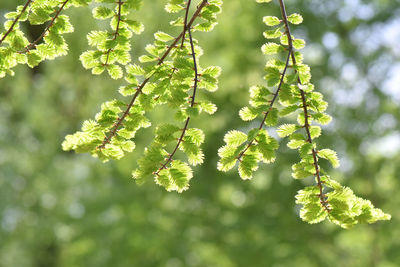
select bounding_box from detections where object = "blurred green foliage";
[0,0,399,266]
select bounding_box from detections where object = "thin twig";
[0,0,33,45]
[181,0,192,48]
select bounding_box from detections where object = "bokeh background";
[1,0,399,266]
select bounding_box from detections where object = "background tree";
[0,0,399,266]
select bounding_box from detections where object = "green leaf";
[133,144,166,182]
[106,64,123,79]
[296,186,328,224]
[139,54,157,63]
[257,134,278,163]
[202,66,221,77]
[27,51,42,68]
[299,202,328,224]
[92,6,114,20]
[249,85,271,100]
[92,65,106,75]
[165,3,184,13]
[80,50,101,69]
[155,169,173,191]
[186,106,200,117]
[155,124,180,143]
[185,128,205,146]
[238,153,259,180]
[287,13,303,24]
[52,15,74,34]
[293,38,306,49]
[292,162,314,179]
[299,143,313,157]
[126,64,145,76]
[287,134,307,149]
[102,144,124,160]
[239,106,258,121]
[295,186,320,204]
[295,63,311,84]
[279,105,299,116]
[265,108,278,126]
[182,142,204,166]
[224,130,247,147]
[217,145,239,172]
[309,125,321,139]
[318,149,340,168]
[261,42,283,55]
[87,30,108,47]
[312,113,332,125]
[28,6,52,25]
[280,35,288,46]
[277,124,298,138]
[264,67,281,86]
[263,16,280,26]
[247,128,261,142]
[154,31,174,42]
[263,28,283,39]
[200,101,217,114]
[354,199,391,224]
[119,140,135,152]
[125,20,145,34]
[169,160,193,192]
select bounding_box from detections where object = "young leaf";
[224,130,248,147]
[318,149,340,168]
[277,124,298,138]
[287,13,303,24]
[263,16,281,26]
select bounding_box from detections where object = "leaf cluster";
[80,0,144,79]
[0,0,86,77]
[218,0,390,228]
[296,177,391,228]
[63,0,223,192]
